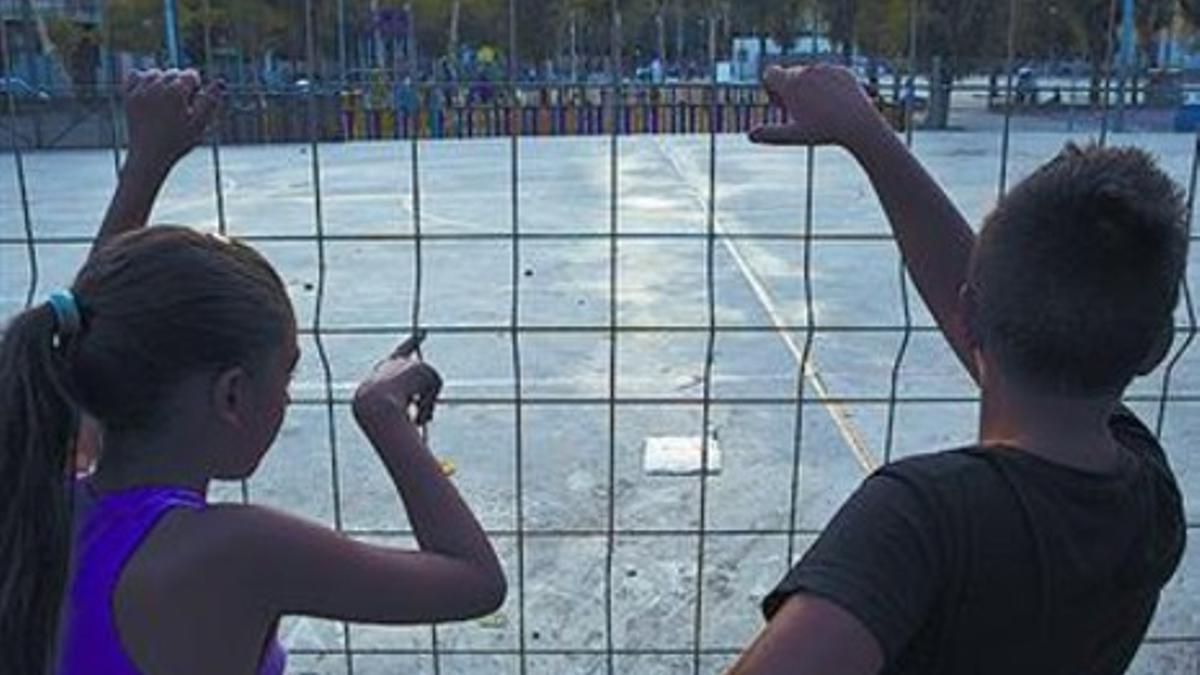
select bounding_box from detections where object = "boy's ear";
[1135,318,1174,376]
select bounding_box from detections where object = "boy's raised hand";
[750,64,981,384]
[124,68,222,168]
[750,64,884,148]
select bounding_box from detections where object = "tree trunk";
[926,56,953,129]
[657,4,667,66]
[809,5,819,56]
[1088,48,1106,105]
[33,13,75,89]
[929,82,952,129]
[447,0,460,79]
[406,1,417,73]
[842,0,858,66]
[675,0,684,63]
[371,0,385,70]
[570,12,578,82]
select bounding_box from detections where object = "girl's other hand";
[354,333,442,427]
[124,68,223,169]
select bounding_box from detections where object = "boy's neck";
[978,382,1121,474]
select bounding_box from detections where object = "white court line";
[290,372,802,395]
[652,137,880,474]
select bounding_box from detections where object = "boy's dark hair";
[0,227,293,674]
[970,143,1189,396]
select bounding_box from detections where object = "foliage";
[33,0,1200,90]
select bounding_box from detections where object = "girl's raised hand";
[124,68,223,168]
[93,70,223,254]
[354,333,443,426]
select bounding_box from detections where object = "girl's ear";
[211,366,250,428]
[74,414,103,473]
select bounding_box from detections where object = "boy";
[730,65,1187,674]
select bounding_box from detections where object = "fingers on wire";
[175,69,201,102]
[393,330,428,359]
[748,123,810,146]
[414,365,443,426]
[126,69,162,96]
[188,80,224,137]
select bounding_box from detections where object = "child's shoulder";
[198,501,305,538]
[160,502,325,590]
[875,446,1000,485]
[878,406,1173,483]
[168,502,303,562]
[859,448,1015,520]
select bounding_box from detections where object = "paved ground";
[2,128,1198,674]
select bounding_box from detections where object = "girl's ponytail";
[0,302,80,674]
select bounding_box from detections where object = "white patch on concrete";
[643,436,722,475]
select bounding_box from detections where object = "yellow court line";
[652,137,880,475]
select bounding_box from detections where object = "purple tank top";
[58,481,287,675]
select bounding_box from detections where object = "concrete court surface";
[2,130,1198,674]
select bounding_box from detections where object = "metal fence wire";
[3,0,1200,673]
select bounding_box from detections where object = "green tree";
[105,0,303,79]
[767,0,810,58]
[105,0,170,54]
[728,0,808,76]
[1005,2,1082,61]
[855,0,909,59]
[922,0,1000,127]
[46,16,100,88]
[1182,0,1200,25]
[1061,0,1175,102]
[820,0,859,63]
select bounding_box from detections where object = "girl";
[0,69,506,675]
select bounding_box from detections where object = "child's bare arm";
[216,336,506,625]
[76,70,221,472]
[752,65,979,383]
[727,594,882,675]
[94,69,221,255]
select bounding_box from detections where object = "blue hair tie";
[47,290,82,338]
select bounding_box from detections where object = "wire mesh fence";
[3,1,1200,674]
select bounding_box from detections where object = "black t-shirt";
[763,409,1186,674]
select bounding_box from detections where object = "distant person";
[731,64,1186,674]
[394,76,417,115]
[1016,67,1037,106]
[0,69,506,675]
